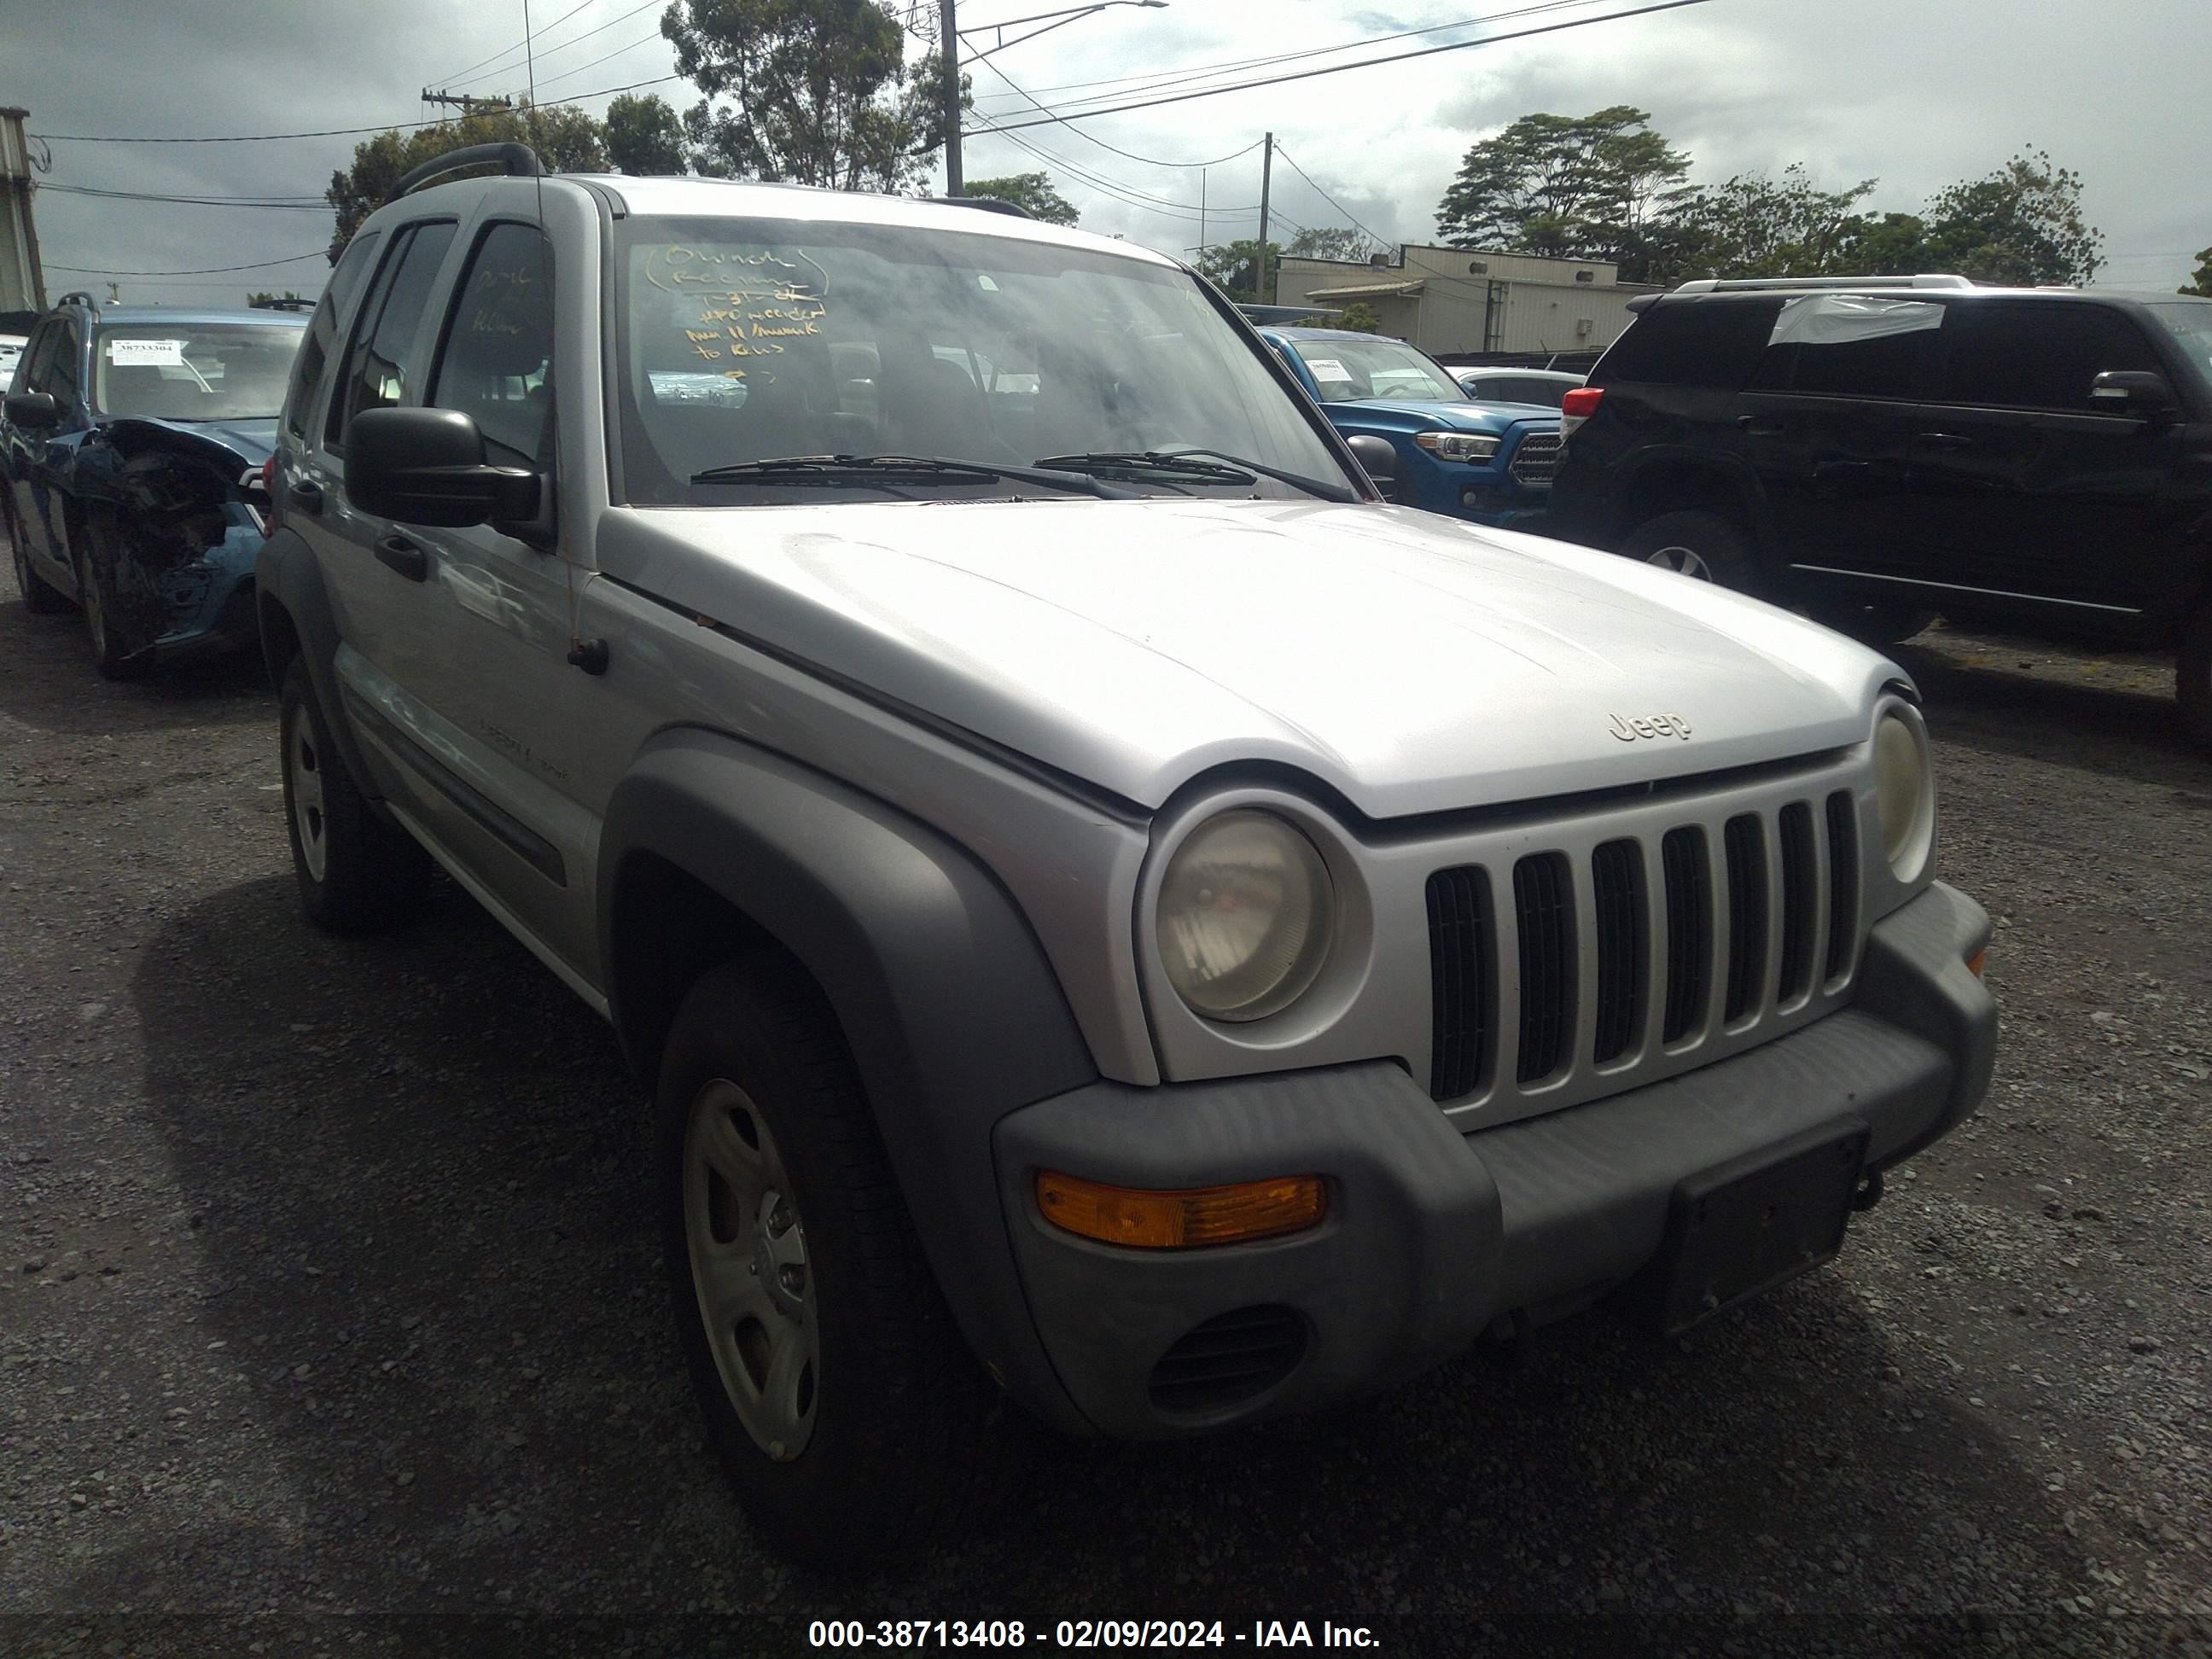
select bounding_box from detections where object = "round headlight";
[1873,712,1932,878]
[1155,811,1335,1022]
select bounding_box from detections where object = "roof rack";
[385,142,542,205]
[252,297,318,311]
[929,195,1033,220]
[1669,274,1976,294]
[55,290,98,309]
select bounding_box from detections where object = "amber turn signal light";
[1034,1171,1326,1249]
[1965,947,1988,979]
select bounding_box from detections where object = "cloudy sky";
[8,0,2205,309]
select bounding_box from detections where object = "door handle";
[290,479,324,515]
[1735,415,1783,436]
[375,532,429,582]
[1918,432,1973,450]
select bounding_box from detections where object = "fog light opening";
[1034,1171,1325,1249]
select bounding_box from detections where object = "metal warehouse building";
[1272,244,1657,363]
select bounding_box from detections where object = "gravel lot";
[2,547,2207,1657]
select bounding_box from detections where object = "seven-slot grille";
[1425,789,1861,1104]
[1508,431,1563,486]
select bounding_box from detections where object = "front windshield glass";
[94,323,304,421]
[614,216,1348,505]
[1291,337,1464,404]
[2148,302,2212,392]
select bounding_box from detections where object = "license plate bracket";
[1612,1118,1871,1337]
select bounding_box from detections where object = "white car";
[0,334,27,390]
[1454,365,1587,409]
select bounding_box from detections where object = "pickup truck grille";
[1508,431,1562,486]
[1424,785,1862,1111]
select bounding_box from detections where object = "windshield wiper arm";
[690,453,1129,498]
[1154,446,1358,503]
[1033,451,1257,489]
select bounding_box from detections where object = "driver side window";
[431,222,556,468]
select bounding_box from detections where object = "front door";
[1907,299,2177,617]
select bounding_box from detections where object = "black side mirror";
[1346,433,1399,502]
[346,406,539,528]
[2089,370,2175,419]
[5,391,61,431]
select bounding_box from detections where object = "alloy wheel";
[683,1079,819,1462]
[286,706,329,882]
[1644,544,1714,581]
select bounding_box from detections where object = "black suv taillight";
[1559,385,1604,439]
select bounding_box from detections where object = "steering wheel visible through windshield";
[611,215,1351,505]
[1289,337,1465,404]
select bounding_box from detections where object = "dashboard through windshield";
[610,216,1349,505]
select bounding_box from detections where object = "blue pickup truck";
[1255,325,1561,530]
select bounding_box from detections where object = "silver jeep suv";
[258,145,1996,1563]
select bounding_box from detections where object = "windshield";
[94,323,304,421]
[613,216,1348,506]
[1290,337,1464,404]
[2148,301,2212,393]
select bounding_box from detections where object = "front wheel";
[1620,509,1757,592]
[659,959,1003,1566]
[7,507,70,614]
[2178,604,2212,751]
[76,550,153,680]
[278,658,431,931]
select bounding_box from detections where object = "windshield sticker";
[1305,357,1353,382]
[108,339,186,366]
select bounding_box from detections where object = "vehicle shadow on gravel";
[0,585,273,736]
[118,873,2094,1621]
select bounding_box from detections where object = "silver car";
[257,148,1996,1564]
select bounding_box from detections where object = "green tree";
[662,0,955,190]
[1193,239,1282,302]
[2182,247,2212,298]
[1654,165,1879,282]
[1436,106,1691,264]
[961,172,1077,225]
[325,102,608,258]
[605,91,689,176]
[247,290,305,308]
[1918,148,2104,285]
[1333,300,1383,333]
[1286,225,1375,263]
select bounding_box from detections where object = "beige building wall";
[1274,243,1655,358]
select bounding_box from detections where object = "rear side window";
[20,323,58,393]
[1748,295,1944,399]
[1935,301,2164,412]
[286,230,382,439]
[326,219,457,451]
[47,322,82,405]
[1594,299,1781,388]
[431,222,554,467]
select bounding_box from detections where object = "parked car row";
[191,148,1988,1564]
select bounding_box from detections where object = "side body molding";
[598,726,1101,1430]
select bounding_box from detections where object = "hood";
[104,416,278,468]
[1336,399,1551,436]
[596,498,1895,819]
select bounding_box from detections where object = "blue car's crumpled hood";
[106,415,279,469]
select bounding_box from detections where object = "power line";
[445,0,669,91]
[1272,144,1394,254]
[970,0,1717,134]
[41,183,332,210]
[433,0,597,90]
[533,29,666,92]
[47,250,334,276]
[968,57,1264,183]
[28,73,686,143]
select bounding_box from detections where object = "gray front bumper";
[990,881,1994,1438]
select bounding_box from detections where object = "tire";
[1807,599,1938,649]
[74,546,153,680]
[278,657,431,932]
[5,504,69,614]
[1620,509,1758,592]
[2178,604,2212,751]
[657,958,1004,1567]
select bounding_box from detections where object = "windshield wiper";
[1155,446,1358,504]
[690,453,1129,498]
[1033,451,1258,491]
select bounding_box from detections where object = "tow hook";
[1851,1170,1885,1214]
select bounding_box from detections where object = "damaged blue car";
[2,295,304,677]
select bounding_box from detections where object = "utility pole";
[1254,132,1273,304]
[421,89,514,114]
[1198,168,1206,253]
[0,108,46,315]
[940,0,963,196]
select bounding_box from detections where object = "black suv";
[1545,275,2212,741]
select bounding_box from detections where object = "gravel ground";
[1,551,2207,1657]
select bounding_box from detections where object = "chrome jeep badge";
[1610,713,1692,742]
